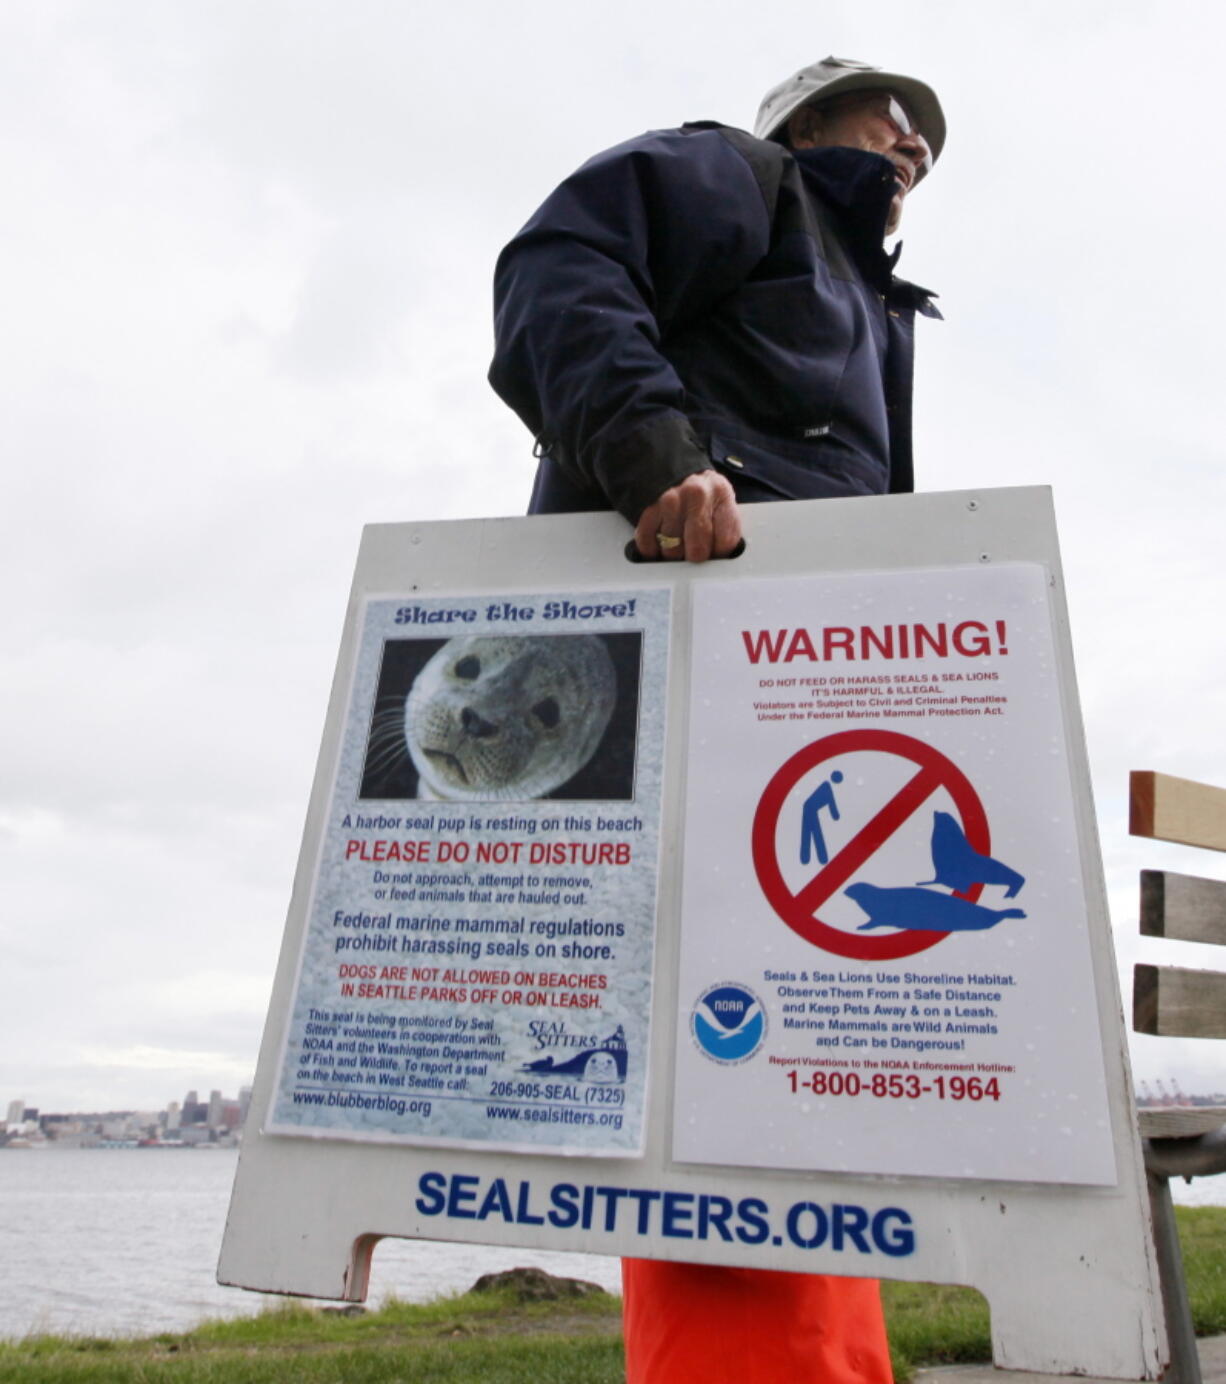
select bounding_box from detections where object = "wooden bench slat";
[1134,963,1226,1038]
[1139,1107,1226,1139]
[1141,869,1226,944]
[1131,770,1226,853]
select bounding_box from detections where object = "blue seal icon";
[691,983,766,1064]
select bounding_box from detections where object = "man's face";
[789,89,932,234]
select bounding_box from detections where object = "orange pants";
[622,1259,892,1384]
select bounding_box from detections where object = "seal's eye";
[454,656,481,680]
[532,697,560,729]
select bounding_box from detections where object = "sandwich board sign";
[219,486,1166,1379]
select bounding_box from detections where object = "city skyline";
[3,1085,252,1147]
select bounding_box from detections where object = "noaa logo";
[691,983,766,1064]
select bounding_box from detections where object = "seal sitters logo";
[691,983,766,1064]
[520,1023,628,1083]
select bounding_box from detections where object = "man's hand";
[634,470,743,563]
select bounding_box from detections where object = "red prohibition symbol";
[751,728,990,961]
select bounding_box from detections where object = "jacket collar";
[790,145,939,311]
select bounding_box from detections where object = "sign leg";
[1146,1169,1199,1384]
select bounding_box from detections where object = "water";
[1167,1175,1225,1208]
[2,1147,621,1340]
[5,1147,1223,1341]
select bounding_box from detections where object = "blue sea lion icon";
[917,811,1025,898]
[845,881,1026,933]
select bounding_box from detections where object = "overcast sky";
[3,0,1224,1114]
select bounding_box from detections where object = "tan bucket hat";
[754,55,946,164]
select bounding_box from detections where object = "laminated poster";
[270,587,670,1155]
[673,563,1117,1186]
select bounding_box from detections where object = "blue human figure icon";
[800,770,844,866]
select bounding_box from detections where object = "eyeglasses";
[818,90,934,181]
[882,96,933,180]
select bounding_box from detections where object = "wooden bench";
[1130,770,1226,1384]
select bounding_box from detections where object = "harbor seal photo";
[360,633,637,801]
[406,635,616,800]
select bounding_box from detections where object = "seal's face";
[405,635,616,801]
[583,1051,619,1083]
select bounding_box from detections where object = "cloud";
[76,1044,253,1076]
[4,0,1226,1117]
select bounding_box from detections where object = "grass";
[882,1277,993,1377]
[1170,1206,1226,1335]
[880,1205,1226,1379]
[0,1286,624,1384]
[4,1207,1225,1382]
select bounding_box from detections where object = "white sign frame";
[220,487,1165,1379]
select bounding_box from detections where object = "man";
[489,54,944,1384]
[491,56,943,563]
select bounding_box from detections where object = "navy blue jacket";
[489,123,939,521]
